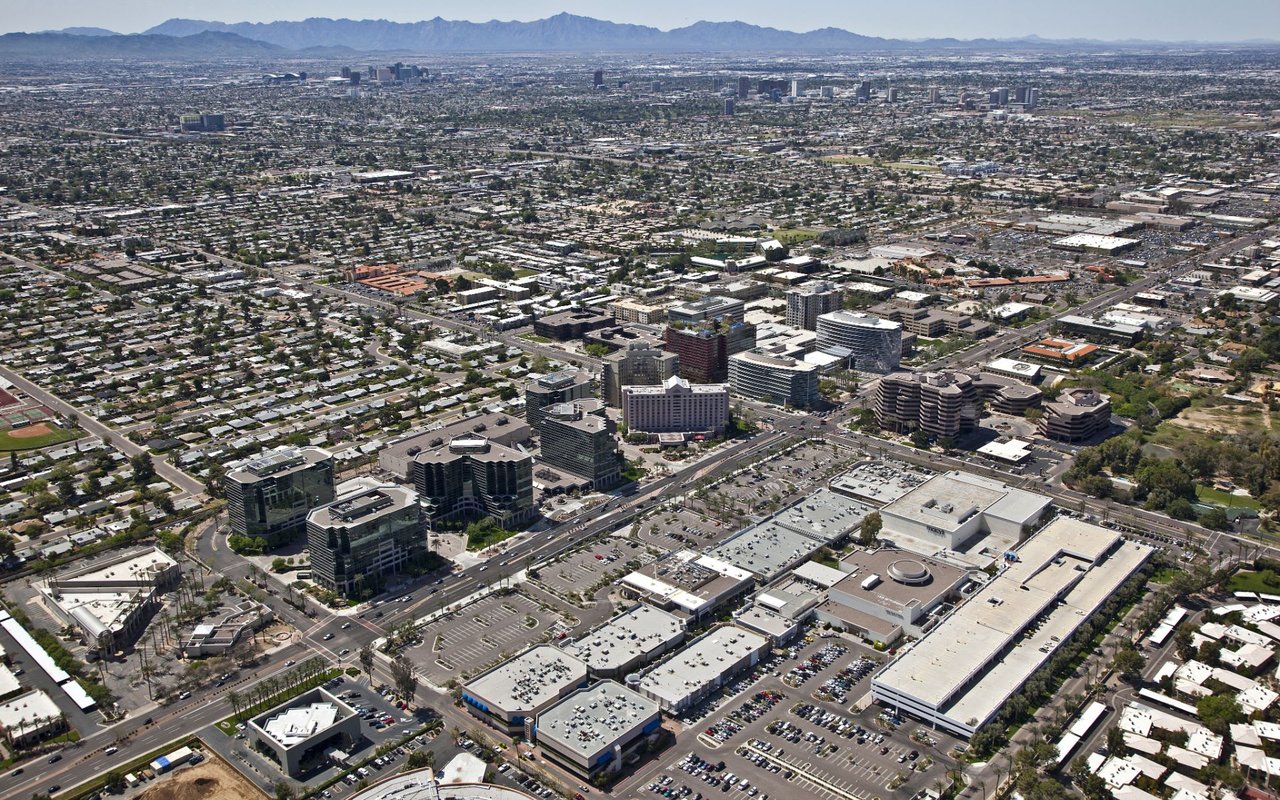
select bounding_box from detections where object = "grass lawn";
[821,154,875,165]
[1196,484,1261,510]
[1227,569,1280,595]
[465,523,518,552]
[881,161,941,172]
[0,424,79,452]
[520,332,551,344]
[1149,567,1182,585]
[774,228,820,245]
[513,268,540,278]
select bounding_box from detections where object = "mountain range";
[1,13,1276,59]
[0,30,286,58]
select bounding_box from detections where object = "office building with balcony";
[874,371,979,440]
[787,281,844,331]
[526,369,594,430]
[622,376,730,435]
[539,400,620,490]
[306,485,426,597]
[410,436,535,529]
[815,311,903,374]
[1039,388,1112,443]
[602,343,679,407]
[728,350,820,409]
[226,446,336,547]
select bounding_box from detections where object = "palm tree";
[228,690,242,719]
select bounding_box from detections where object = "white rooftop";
[536,681,659,759]
[262,702,340,746]
[464,646,587,715]
[873,518,1152,734]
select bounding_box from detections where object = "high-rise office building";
[737,76,751,99]
[928,87,942,104]
[815,310,903,374]
[886,87,899,103]
[307,485,425,597]
[226,447,335,547]
[790,78,805,97]
[758,79,787,96]
[526,370,594,430]
[1026,87,1040,110]
[663,322,756,384]
[539,400,620,489]
[786,281,844,331]
[593,69,604,88]
[855,81,871,102]
[602,343,679,407]
[728,351,820,409]
[410,436,535,528]
[874,371,979,440]
[723,98,735,116]
[622,376,730,435]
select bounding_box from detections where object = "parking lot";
[625,630,959,800]
[409,591,568,684]
[691,441,862,523]
[534,537,655,600]
[635,509,733,553]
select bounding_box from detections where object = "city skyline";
[6,0,1280,43]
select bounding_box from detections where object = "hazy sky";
[7,0,1279,42]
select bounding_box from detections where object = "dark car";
[48,753,62,763]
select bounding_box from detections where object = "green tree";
[1196,694,1244,735]
[390,655,418,705]
[1198,507,1232,531]
[1112,646,1145,682]
[859,512,882,547]
[359,643,375,676]
[130,452,156,485]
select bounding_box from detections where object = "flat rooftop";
[884,471,1050,533]
[873,518,1153,731]
[263,702,341,746]
[464,646,587,715]
[56,547,177,585]
[228,445,330,483]
[830,461,933,506]
[536,681,659,759]
[768,488,873,541]
[308,485,415,529]
[833,549,968,613]
[710,489,871,579]
[638,626,767,706]
[0,689,63,730]
[561,604,685,674]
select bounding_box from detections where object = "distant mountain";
[141,13,1278,53]
[137,14,1033,53]
[45,26,119,37]
[0,31,285,58]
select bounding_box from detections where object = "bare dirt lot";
[7,422,51,438]
[136,756,265,800]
